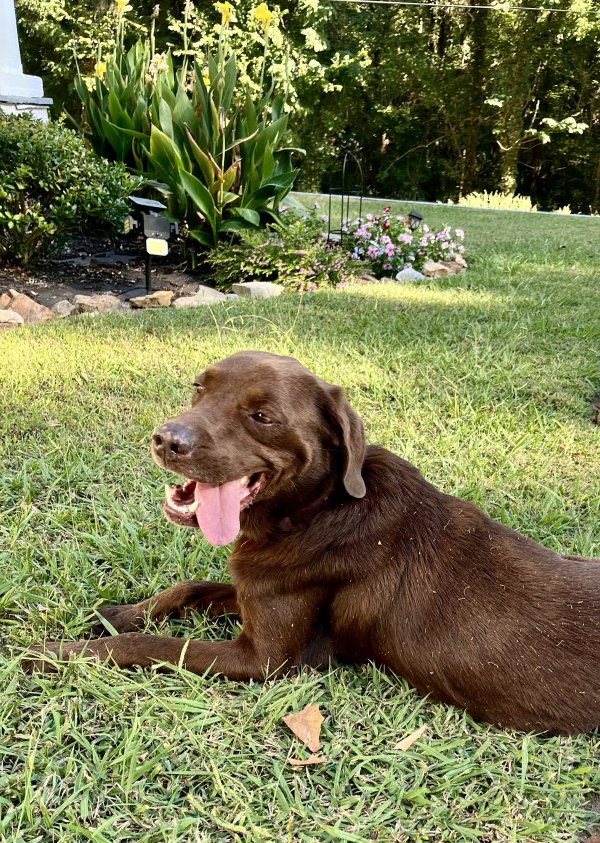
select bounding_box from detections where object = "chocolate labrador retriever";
[26,351,600,734]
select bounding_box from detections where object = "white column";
[0,0,44,99]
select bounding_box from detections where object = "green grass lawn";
[1,205,599,842]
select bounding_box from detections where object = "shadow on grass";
[1,276,598,440]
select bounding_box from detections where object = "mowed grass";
[1,206,599,842]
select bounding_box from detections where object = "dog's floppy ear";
[325,386,366,498]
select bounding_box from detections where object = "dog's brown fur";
[25,351,600,734]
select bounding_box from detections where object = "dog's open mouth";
[163,473,267,546]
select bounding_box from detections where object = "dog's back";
[327,447,600,733]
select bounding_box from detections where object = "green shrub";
[75,4,304,251]
[0,114,136,265]
[208,210,359,292]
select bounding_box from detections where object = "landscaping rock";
[441,260,467,275]
[172,295,211,309]
[422,260,453,278]
[194,284,228,302]
[232,281,284,299]
[0,308,25,327]
[172,287,229,309]
[395,267,427,282]
[5,290,55,323]
[358,273,381,284]
[73,293,125,314]
[159,271,201,295]
[51,299,76,317]
[422,256,467,277]
[120,287,148,302]
[0,292,12,308]
[129,290,175,309]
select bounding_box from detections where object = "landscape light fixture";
[127,196,175,292]
[408,210,424,231]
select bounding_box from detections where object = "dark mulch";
[0,233,214,308]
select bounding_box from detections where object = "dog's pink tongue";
[194,480,245,546]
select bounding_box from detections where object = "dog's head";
[152,351,366,545]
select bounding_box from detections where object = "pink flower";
[455,228,464,239]
[385,243,395,256]
[367,245,379,259]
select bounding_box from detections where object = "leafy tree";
[15,0,600,211]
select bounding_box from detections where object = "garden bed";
[0,233,212,309]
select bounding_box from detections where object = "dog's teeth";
[165,484,172,500]
[189,500,199,513]
[240,476,249,487]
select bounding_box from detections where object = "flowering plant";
[348,208,465,277]
[209,210,360,292]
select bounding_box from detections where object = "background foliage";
[14,0,600,211]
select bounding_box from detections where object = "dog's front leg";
[22,633,284,680]
[22,591,329,679]
[96,581,240,633]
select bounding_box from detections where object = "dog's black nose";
[152,423,195,458]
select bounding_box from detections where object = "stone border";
[0,257,467,329]
[0,282,284,328]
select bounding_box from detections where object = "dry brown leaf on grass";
[282,703,324,752]
[289,754,328,767]
[394,724,428,751]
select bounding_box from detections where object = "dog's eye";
[192,382,204,392]
[250,412,272,425]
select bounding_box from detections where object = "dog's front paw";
[21,641,89,673]
[93,604,144,635]
[21,642,61,673]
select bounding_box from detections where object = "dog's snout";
[152,423,195,459]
